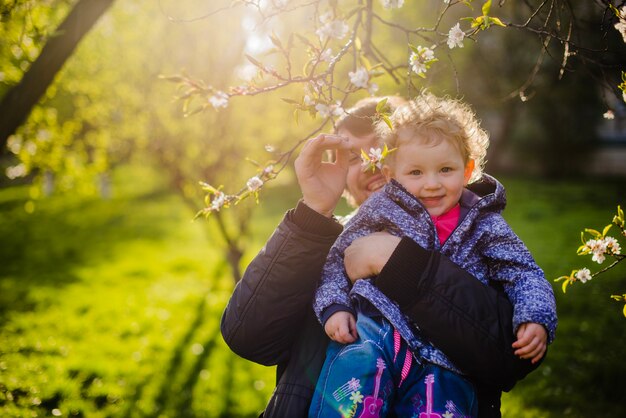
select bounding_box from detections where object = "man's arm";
[221,134,350,366]
[375,237,538,391]
[220,201,342,366]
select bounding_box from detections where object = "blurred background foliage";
[1,0,626,416]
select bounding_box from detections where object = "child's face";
[383,133,474,217]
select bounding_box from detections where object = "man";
[221,97,540,417]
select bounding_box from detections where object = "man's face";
[339,128,387,207]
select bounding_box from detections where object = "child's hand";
[324,311,358,344]
[512,322,547,364]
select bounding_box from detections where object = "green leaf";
[602,224,613,237]
[471,16,484,29]
[376,98,388,113]
[462,0,474,10]
[269,33,282,49]
[482,0,492,16]
[584,228,602,238]
[382,114,393,129]
[245,54,264,69]
[489,16,506,27]
[158,74,184,83]
[281,97,300,105]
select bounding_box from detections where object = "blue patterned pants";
[308,313,478,417]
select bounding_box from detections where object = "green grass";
[0,168,625,417]
[0,165,274,417]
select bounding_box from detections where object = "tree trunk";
[0,0,116,150]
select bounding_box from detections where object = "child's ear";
[464,159,475,184]
[382,165,393,181]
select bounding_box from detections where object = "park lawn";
[1,165,625,417]
[0,165,275,418]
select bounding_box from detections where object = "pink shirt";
[431,203,461,245]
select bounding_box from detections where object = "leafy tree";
[0,0,115,147]
[2,0,626,282]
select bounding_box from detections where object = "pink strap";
[392,328,413,388]
[393,328,401,362]
[399,349,412,388]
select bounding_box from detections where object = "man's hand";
[294,134,351,218]
[344,232,401,283]
[324,311,358,344]
[512,322,548,364]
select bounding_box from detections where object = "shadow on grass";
[0,185,182,322]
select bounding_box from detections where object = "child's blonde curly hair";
[376,92,489,184]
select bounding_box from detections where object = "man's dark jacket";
[221,201,540,417]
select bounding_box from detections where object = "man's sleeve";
[220,200,342,366]
[375,237,539,391]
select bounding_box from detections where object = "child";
[309,93,557,417]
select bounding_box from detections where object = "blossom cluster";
[380,0,405,9]
[348,67,379,94]
[209,91,229,109]
[579,236,622,264]
[409,46,437,77]
[196,165,276,217]
[316,12,349,41]
[360,144,396,172]
[555,206,625,316]
[447,23,465,49]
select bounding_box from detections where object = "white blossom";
[585,238,608,264]
[315,102,344,118]
[5,163,27,179]
[361,147,384,170]
[603,110,615,120]
[380,0,405,9]
[368,83,379,95]
[210,191,226,211]
[320,48,334,63]
[575,268,592,283]
[604,236,621,255]
[409,46,435,75]
[246,176,263,192]
[316,19,349,41]
[7,135,21,154]
[209,91,229,109]
[303,94,314,106]
[349,67,370,89]
[615,7,626,43]
[447,23,465,49]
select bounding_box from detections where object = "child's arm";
[480,214,558,344]
[513,322,548,364]
[312,198,384,326]
[324,311,358,343]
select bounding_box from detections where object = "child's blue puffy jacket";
[314,174,558,373]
